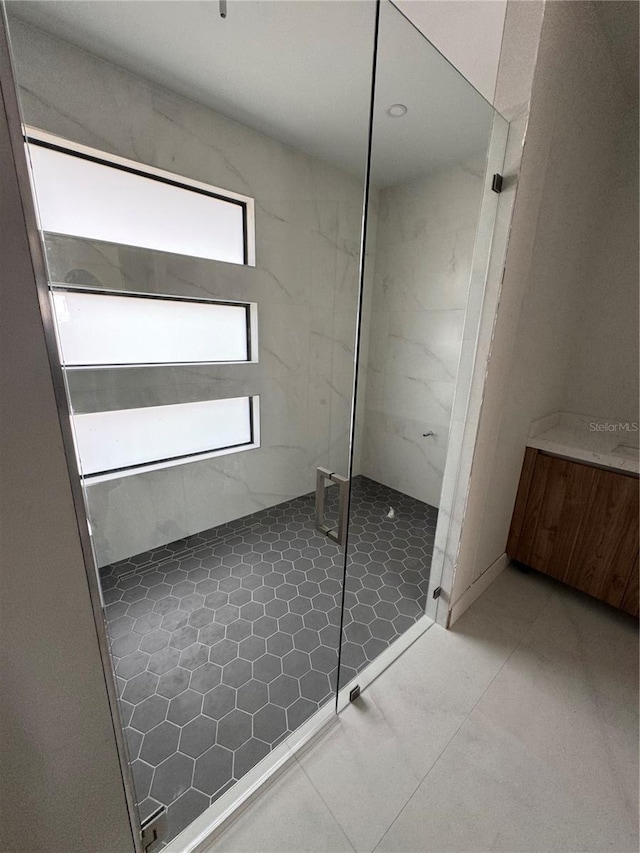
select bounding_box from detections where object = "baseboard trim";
[448,553,510,626]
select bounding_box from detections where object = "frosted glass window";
[73,397,255,478]
[52,289,251,366]
[27,141,248,264]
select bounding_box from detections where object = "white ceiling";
[8,0,495,187]
[395,0,507,104]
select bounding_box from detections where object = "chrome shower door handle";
[315,466,350,547]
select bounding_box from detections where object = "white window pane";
[28,143,246,264]
[73,397,253,477]
[52,290,249,365]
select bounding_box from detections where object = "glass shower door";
[337,0,508,696]
[4,0,377,845]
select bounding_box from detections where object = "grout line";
[292,750,359,853]
[371,590,559,852]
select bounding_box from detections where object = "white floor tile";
[202,759,355,853]
[205,567,639,853]
[376,708,637,853]
[297,692,424,853]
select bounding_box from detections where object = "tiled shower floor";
[101,476,438,841]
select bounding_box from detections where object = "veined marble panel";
[360,157,485,508]
[11,19,370,565]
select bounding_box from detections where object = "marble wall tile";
[360,159,485,507]
[10,19,370,565]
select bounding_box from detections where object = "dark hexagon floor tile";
[363,637,388,661]
[193,744,233,797]
[216,708,252,750]
[252,615,278,638]
[340,642,367,670]
[169,625,198,650]
[198,622,226,646]
[166,787,210,841]
[233,738,270,779]
[179,714,217,759]
[156,666,190,699]
[214,604,240,625]
[344,622,371,645]
[310,645,337,674]
[236,679,268,714]
[139,629,171,655]
[179,643,209,671]
[238,635,266,662]
[140,720,180,765]
[268,674,300,708]
[125,727,143,761]
[127,598,156,618]
[282,649,311,678]
[116,650,150,680]
[264,598,288,619]
[252,703,287,744]
[266,631,294,657]
[252,653,282,684]
[369,618,396,642]
[289,596,312,616]
[103,475,437,842]
[161,610,188,633]
[221,657,252,688]
[111,632,141,658]
[122,671,159,704]
[167,689,202,726]
[299,670,331,703]
[202,684,236,720]
[226,619,252,643]
[278,613,304,635]
[209,639,238,666]
[151,752,194,805]
[130,694,168,733]
[131,758,154,801]
[204,591,229,610]
[188,607,214,629]
[190,662,222,694]
[286,697,317,731]
[293,628,320,653]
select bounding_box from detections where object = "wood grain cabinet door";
[513,452,597,580]
[570,467,639,609]
[508,450,639,612]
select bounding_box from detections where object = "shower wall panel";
[10,18,367,566]
[361,158,484,507]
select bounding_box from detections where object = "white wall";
[449,0,637,617]
[397,0,507,104]
[563,100,639,425]
[361,157,485,507]
[0,24,135,851]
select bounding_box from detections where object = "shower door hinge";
[491,173,503,193]
[140,805,167,853]
[432,586,442,599]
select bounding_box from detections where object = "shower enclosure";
[3,0,506,847]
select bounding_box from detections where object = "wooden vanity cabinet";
[507,447,639,615]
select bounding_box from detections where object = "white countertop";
[527,413,639,475]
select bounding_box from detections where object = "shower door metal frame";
[334,0,511,710]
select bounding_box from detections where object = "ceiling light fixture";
[387,103,408,118]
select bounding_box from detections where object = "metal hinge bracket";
[140,806,167,853]
[432,586,442,599]
[491,173,503,193]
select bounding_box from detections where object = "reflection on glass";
[6,0,376,842]
[338,0,505,690]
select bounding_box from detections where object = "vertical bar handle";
[315,467,349,547]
